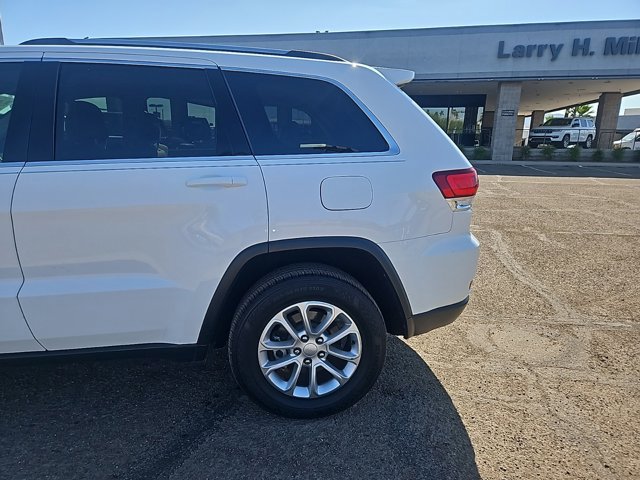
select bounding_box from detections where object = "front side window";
[0,63,22,162]
[55,63,248,161]
[225,71,389,156]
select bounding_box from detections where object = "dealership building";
[151,20,640,160]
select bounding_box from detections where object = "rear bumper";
[380,230,479,318]
[405,296,469,338]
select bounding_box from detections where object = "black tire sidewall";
[230,275,386,417]
[585,135,592,149]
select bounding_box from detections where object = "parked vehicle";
[0,38,479,417]
[528,117,596,149]
[613,129,640,150]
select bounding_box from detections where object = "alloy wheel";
[257,301,362,398]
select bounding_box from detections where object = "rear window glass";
[225,71,389,156]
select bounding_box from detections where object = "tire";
[228,263,387,418]
[583,135,593,149]
[561,134,570,149]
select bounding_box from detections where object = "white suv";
[528,117,596,149]
[0,39,479,417]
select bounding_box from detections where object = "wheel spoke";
[327,345,359,362]
[284,361,303,392]
[309,363,319,398]
[269,312,299,340]
[324,322,358,346]
[298,303,313,336]
[315,305,343,336]
[319,360,349,385]
[260,338,295,351]
[262,355,298,375]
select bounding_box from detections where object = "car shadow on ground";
[0,336,479,480]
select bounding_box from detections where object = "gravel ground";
[0,165,638,479]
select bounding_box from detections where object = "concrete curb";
[471,160,640,168]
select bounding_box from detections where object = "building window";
[422,105,484,147]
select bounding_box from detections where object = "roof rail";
[19,37,346,62]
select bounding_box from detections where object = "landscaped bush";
[591,149,604,162]
[611,148,625,162]
[520,145,531,160]
[472,146,490,160]
[567,146,581,161]
[540,144,555,160]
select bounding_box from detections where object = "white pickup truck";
[528,117,596,149]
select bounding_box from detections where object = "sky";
[1,0,639,111]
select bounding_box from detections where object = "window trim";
[221,66,400,161]
[0,60,39,164]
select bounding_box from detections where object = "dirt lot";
[0,166,638,479]
[414,168,640,479]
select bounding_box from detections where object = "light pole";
[0,13,4,45]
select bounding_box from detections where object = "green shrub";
[520,145,531,160]
[541,144,555,160]
[591,149,604,162]
[567,146,581,162]
[611,148,625,162]
[472,146,490,160]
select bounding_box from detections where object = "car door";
[578,119,588,143]
[0,56,45,353]
[11,54,267,351]
[570,119,581,143]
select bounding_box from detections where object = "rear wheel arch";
[198,237,411,347]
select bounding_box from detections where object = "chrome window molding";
[23,156,258,171]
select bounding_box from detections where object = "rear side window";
[225,71,389,156]
[0,63,22,162]
[55,63,250,161]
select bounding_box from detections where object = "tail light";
[432,168,479,211]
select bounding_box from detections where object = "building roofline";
[141,19,640,42]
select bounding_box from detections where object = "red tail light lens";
[432,168,479,199]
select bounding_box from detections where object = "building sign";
[500,109,515,117]
[497,36,640,61]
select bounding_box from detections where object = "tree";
[565,104,595,117]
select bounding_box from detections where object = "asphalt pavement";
[472,161,640,179]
